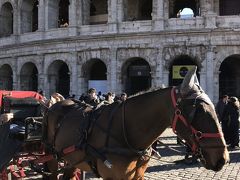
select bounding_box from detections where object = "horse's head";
[172,67,229,171]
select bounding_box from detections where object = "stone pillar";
[199,71,207,93]
[12,58,18,90]
[155,49,164,87]
[69,52,78,95]
[108,0,118,33]
[213,70,220,104]
[37,55,45,92]
[45,0,58,29]
[116,0,125,22]
[152,0,165,31]
[201,0,217,28]
[163,69,169,87]
[14,7,20,35]
[205,46,216,101]
[68,0,78,36]
[109,48,117,93]
[38,0,45,31]
[82,0,90,25]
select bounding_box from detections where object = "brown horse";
[43,67,229,180]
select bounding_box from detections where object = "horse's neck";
[125,89,174,149]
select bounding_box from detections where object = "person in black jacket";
[222,96,240,149]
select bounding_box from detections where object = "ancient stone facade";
[0,0,240,103]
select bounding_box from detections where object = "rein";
[170,87,223,156]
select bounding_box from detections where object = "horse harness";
[170,87,224,164]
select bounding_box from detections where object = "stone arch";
[121,57,152,95]
[81,58,107,94]
[219,54,240,98]
[169,0,200,18]
[163,46,204,71]
[20,62,38,91]
[0,64,13,90]
[20,0,38,33]
[214,47,240,73]
[59,0,70,27]
[168,55,200,86]
[0,2,13,37]
[125,0,152,21]
[90,0,108,24]
[47,60,70,97]
[47,0,70,29]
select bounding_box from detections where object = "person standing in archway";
[222,96,240,149]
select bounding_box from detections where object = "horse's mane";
[128,86,168,99]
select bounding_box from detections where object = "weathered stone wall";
[0,0,240,103]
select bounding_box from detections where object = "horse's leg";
[133,157,149,180]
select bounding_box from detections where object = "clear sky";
[180,8,194,16]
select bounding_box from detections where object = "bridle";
[170,87,224,163]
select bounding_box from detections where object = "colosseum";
[0,0,239,103]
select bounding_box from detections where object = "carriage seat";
[1,97,42,141]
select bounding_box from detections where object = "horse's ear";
[180,66,197,95]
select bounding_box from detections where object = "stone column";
[82,0,90,25]
[37,55,45,92]
[201,0,216,28]
[69,52,78,96]
[116,0,125,22]
[163,69,169,87]
[155,49,164,87]
[68,0,78,36]
[12,58,18,90]
[152,0,165,31]
[199,71,207,93]
[109,48,118,93]
[38,0,45,31]
[205,46,216,101]
[45,0,58,29]
[14,7,20,35]
[108,0,118,33]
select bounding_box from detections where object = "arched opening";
[82,59,107,94]
[0,2,13,37]
[32,0,38,31]
[169,0,200,18]
[90,0,108,25]
[126,0,152,21]
[219,55,240,98]
[219,0,240,16]
[20,62,38,91]
[122,58,151,95]
[58,0,69,27]
[0,64,13,90]
[21,0,39,33]
[48,60,70,98]
[169,55,199,86]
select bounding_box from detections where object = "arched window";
[169,0,200,18]
[0,2,13,37]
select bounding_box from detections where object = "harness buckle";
[175,109,181,115]
[195,131,202,139]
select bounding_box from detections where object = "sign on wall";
[172,65,196,79]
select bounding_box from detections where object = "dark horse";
[43,67,229,179]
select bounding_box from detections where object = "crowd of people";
[216,95,240,149]
[78,88,127,109]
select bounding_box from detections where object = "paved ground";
[85,128,240,180]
